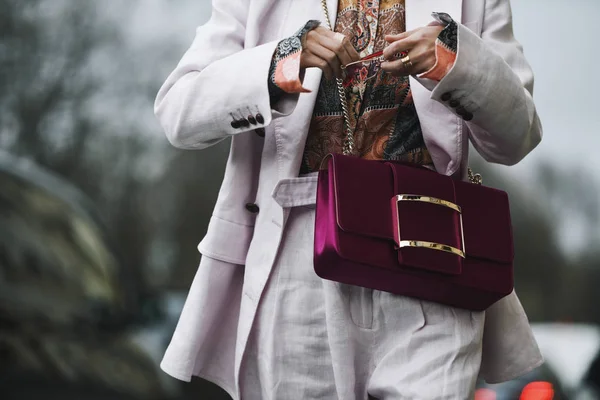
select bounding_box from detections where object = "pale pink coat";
[154,0,544,396]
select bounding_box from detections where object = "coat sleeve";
[416,0,543,165]
[154,0,301,150]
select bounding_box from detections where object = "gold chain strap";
[320,0,355,156]
[319,0,481,184]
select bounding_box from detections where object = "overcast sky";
[510,0,600,177]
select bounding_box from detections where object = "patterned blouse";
[268,0,458,174]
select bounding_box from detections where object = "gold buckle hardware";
[395,195,466,258]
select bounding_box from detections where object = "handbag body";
[314,153,514,311]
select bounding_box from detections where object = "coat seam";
[211,214,255,228]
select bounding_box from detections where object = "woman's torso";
[300,0,432,173]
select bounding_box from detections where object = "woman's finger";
[341,36,361,64]
[384,29,415,42]
[315,28,361,64]
[313,25,337,39]
[382,35,419,61]
[380,58,406,76]
[380,55,420,77]
[317,34,355,69]
[302,51,335,80]
[333,32,361,65]
[309,42,343,79]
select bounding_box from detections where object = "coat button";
[248,115,257,125]
[255,128,265,137]
[230,119,241,129]
[456,106,473,121]
[245,203,260,213]
[441,92,452,101]
[255,113,265,124]
[449,99,460,108]
[240,118,250,128]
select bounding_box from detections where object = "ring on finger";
[400,54,413,69]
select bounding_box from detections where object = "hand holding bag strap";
[319,0,483,184]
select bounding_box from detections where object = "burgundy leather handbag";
[313,1,514,311]
[314,154,514,311]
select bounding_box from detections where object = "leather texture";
[314,154,513,311]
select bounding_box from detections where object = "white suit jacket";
[155,0,544,394]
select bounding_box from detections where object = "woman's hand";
[300,27,361,80]
[381,25,444,76]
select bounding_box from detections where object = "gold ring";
[400,55,413,69]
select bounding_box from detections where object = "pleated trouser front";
[239,176,485,400]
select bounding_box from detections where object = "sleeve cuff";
[268,20,320,99]
[419,14,458,81]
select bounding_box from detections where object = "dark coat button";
[449,99,460,108]
[255,128,265,137]
[441,92,452,101]
[230,119,241,129]
[240,118,250,128]
[255,113,265,124]
[456,106,474,121]
[248,115,257,125]
[245,203,259,213]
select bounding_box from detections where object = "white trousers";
[240,201,485,400]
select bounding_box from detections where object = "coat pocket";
[197,215,255,265]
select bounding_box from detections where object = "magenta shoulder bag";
[313,2,514,311]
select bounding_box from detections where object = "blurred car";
[476,362,568,399]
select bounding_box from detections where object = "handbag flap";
[330,153,396,240]
[330,154,513,265]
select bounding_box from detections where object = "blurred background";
[0,0,598,399]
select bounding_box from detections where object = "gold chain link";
[319,0,481,184]
[321,0,355,156]
[467,168,483,185]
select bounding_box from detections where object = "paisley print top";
[268,1,458,173]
